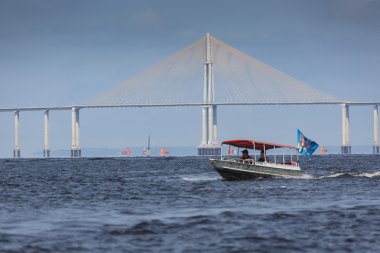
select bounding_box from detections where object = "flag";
[297,129,319,156]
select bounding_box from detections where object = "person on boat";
[258,150,267,162]
[240,149,252,160]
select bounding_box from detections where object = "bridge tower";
[198,33,221,156]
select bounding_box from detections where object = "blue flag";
[297,129,319,156]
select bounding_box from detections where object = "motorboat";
[210,139,305,180]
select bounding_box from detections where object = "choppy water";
[1,155,380,253]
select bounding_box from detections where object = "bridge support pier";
[198,105,221,156]
[43,110,50,158]
[198,33,220,156]
[43,149,51,158]
[13,111,21,158]
[199,106,220,155]
[198,147,221,156]
[374,105,379,154]
[341,103,351,154]
[71,107,81,158]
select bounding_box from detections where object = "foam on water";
[317,171,380,179]
[318,172,348,179]
[356,171,380,178]
[180,174,220,181]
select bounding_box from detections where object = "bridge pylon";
[198,33,221,156]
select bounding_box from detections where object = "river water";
[1,155,380,252]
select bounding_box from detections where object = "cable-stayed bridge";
[1,34,379,157]
[83,34,339,106]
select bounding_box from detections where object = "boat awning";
[221,139,296,150]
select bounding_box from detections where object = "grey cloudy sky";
[0,0,379,157]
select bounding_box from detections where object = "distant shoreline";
[17,145,379,158]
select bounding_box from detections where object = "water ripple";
[1,155,380,252]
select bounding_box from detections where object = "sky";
[0,0,380,157]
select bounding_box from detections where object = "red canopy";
[222,139,296,150]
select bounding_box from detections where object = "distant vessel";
[121,147,132,157]
[319,146,328,154]
[142,135,151,157]
[160,148,169,156]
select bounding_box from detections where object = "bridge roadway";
[0,101,349,112]
[2,101,380,112]
[0,101,379,158]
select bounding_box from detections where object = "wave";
[180,174,220,182]
[318,172,350,179]
[288,173,315,180]
[181,171,380,181]
[318,171,380,179]
[355,171,380,178]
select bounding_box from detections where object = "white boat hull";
[210,159,305,180]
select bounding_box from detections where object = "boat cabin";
[221,139,299,166]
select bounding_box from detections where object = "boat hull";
[210,159,305,180]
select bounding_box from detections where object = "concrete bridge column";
[207,54,214,146]
[43,110,50,158]
[213,105,218,145]
[71,108,76,152]
[208,105,214,145]
[374,105,379,154]
[71,107,81,157]
[76,108,80,150]
[201,63,208,146]
[13,111,21,158]
[201,106,208,146]
[341,103,351,154]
